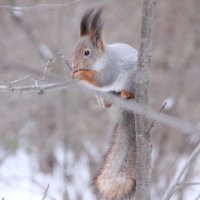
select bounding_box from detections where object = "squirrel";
[71,8,137,200]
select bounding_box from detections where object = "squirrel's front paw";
[71,69,88,79]
[71,69,83,80]
[71,69,100,87]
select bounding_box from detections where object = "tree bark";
[135,0,157,200]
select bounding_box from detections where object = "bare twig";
[0,80,73,93]
[148,102,167,132]
[58,51,73,71]
[41,184,49,200]
[0,62,67,83]
[0,58,57,88]
[168,182,200,199]
[10,74,43,84]
[162,141,200,200]
[194,192,200,200]
[41,58,57,80]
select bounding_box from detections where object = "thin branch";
[58,52,73,71]
[194,192,200,200]
[0,80,73,93]
[169,183,200,199]
[162,141,200,200]
[41,184,49,200]
[41,58,57,80]
[168,182,200,199]
[0,0,82,11]
[10,74,42,84]
[148,102,167,132]
[0,58,58,87]
[7,71,51,85]
[0,62,67,83]
[176,182,200,189]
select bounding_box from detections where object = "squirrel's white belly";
[109,72,127,91]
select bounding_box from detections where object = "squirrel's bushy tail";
[94,110,136,200]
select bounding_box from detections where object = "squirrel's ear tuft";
[80,8,94,36]
[90,8,104,48]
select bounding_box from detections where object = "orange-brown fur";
[94,110,136,200]
[72,69,100,86]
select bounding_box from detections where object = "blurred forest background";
[0,0,200,200]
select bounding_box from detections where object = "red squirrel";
[71,8,137,200]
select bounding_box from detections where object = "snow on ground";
[0,143,95,200]
[1,142,199,200]
[0,149,46,200]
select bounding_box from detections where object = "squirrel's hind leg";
[95,89,134,108]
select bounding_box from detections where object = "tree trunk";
[135,0,157,200]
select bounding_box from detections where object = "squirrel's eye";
[84,49,90,57]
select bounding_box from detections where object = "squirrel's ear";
[90,8,104,50]
[80,8,94,36]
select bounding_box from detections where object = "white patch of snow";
[0,143,96,200]
[163,96,176,111]
[54,142,66,165]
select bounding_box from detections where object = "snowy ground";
[1,144,200,200]
[0,144,96,200]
